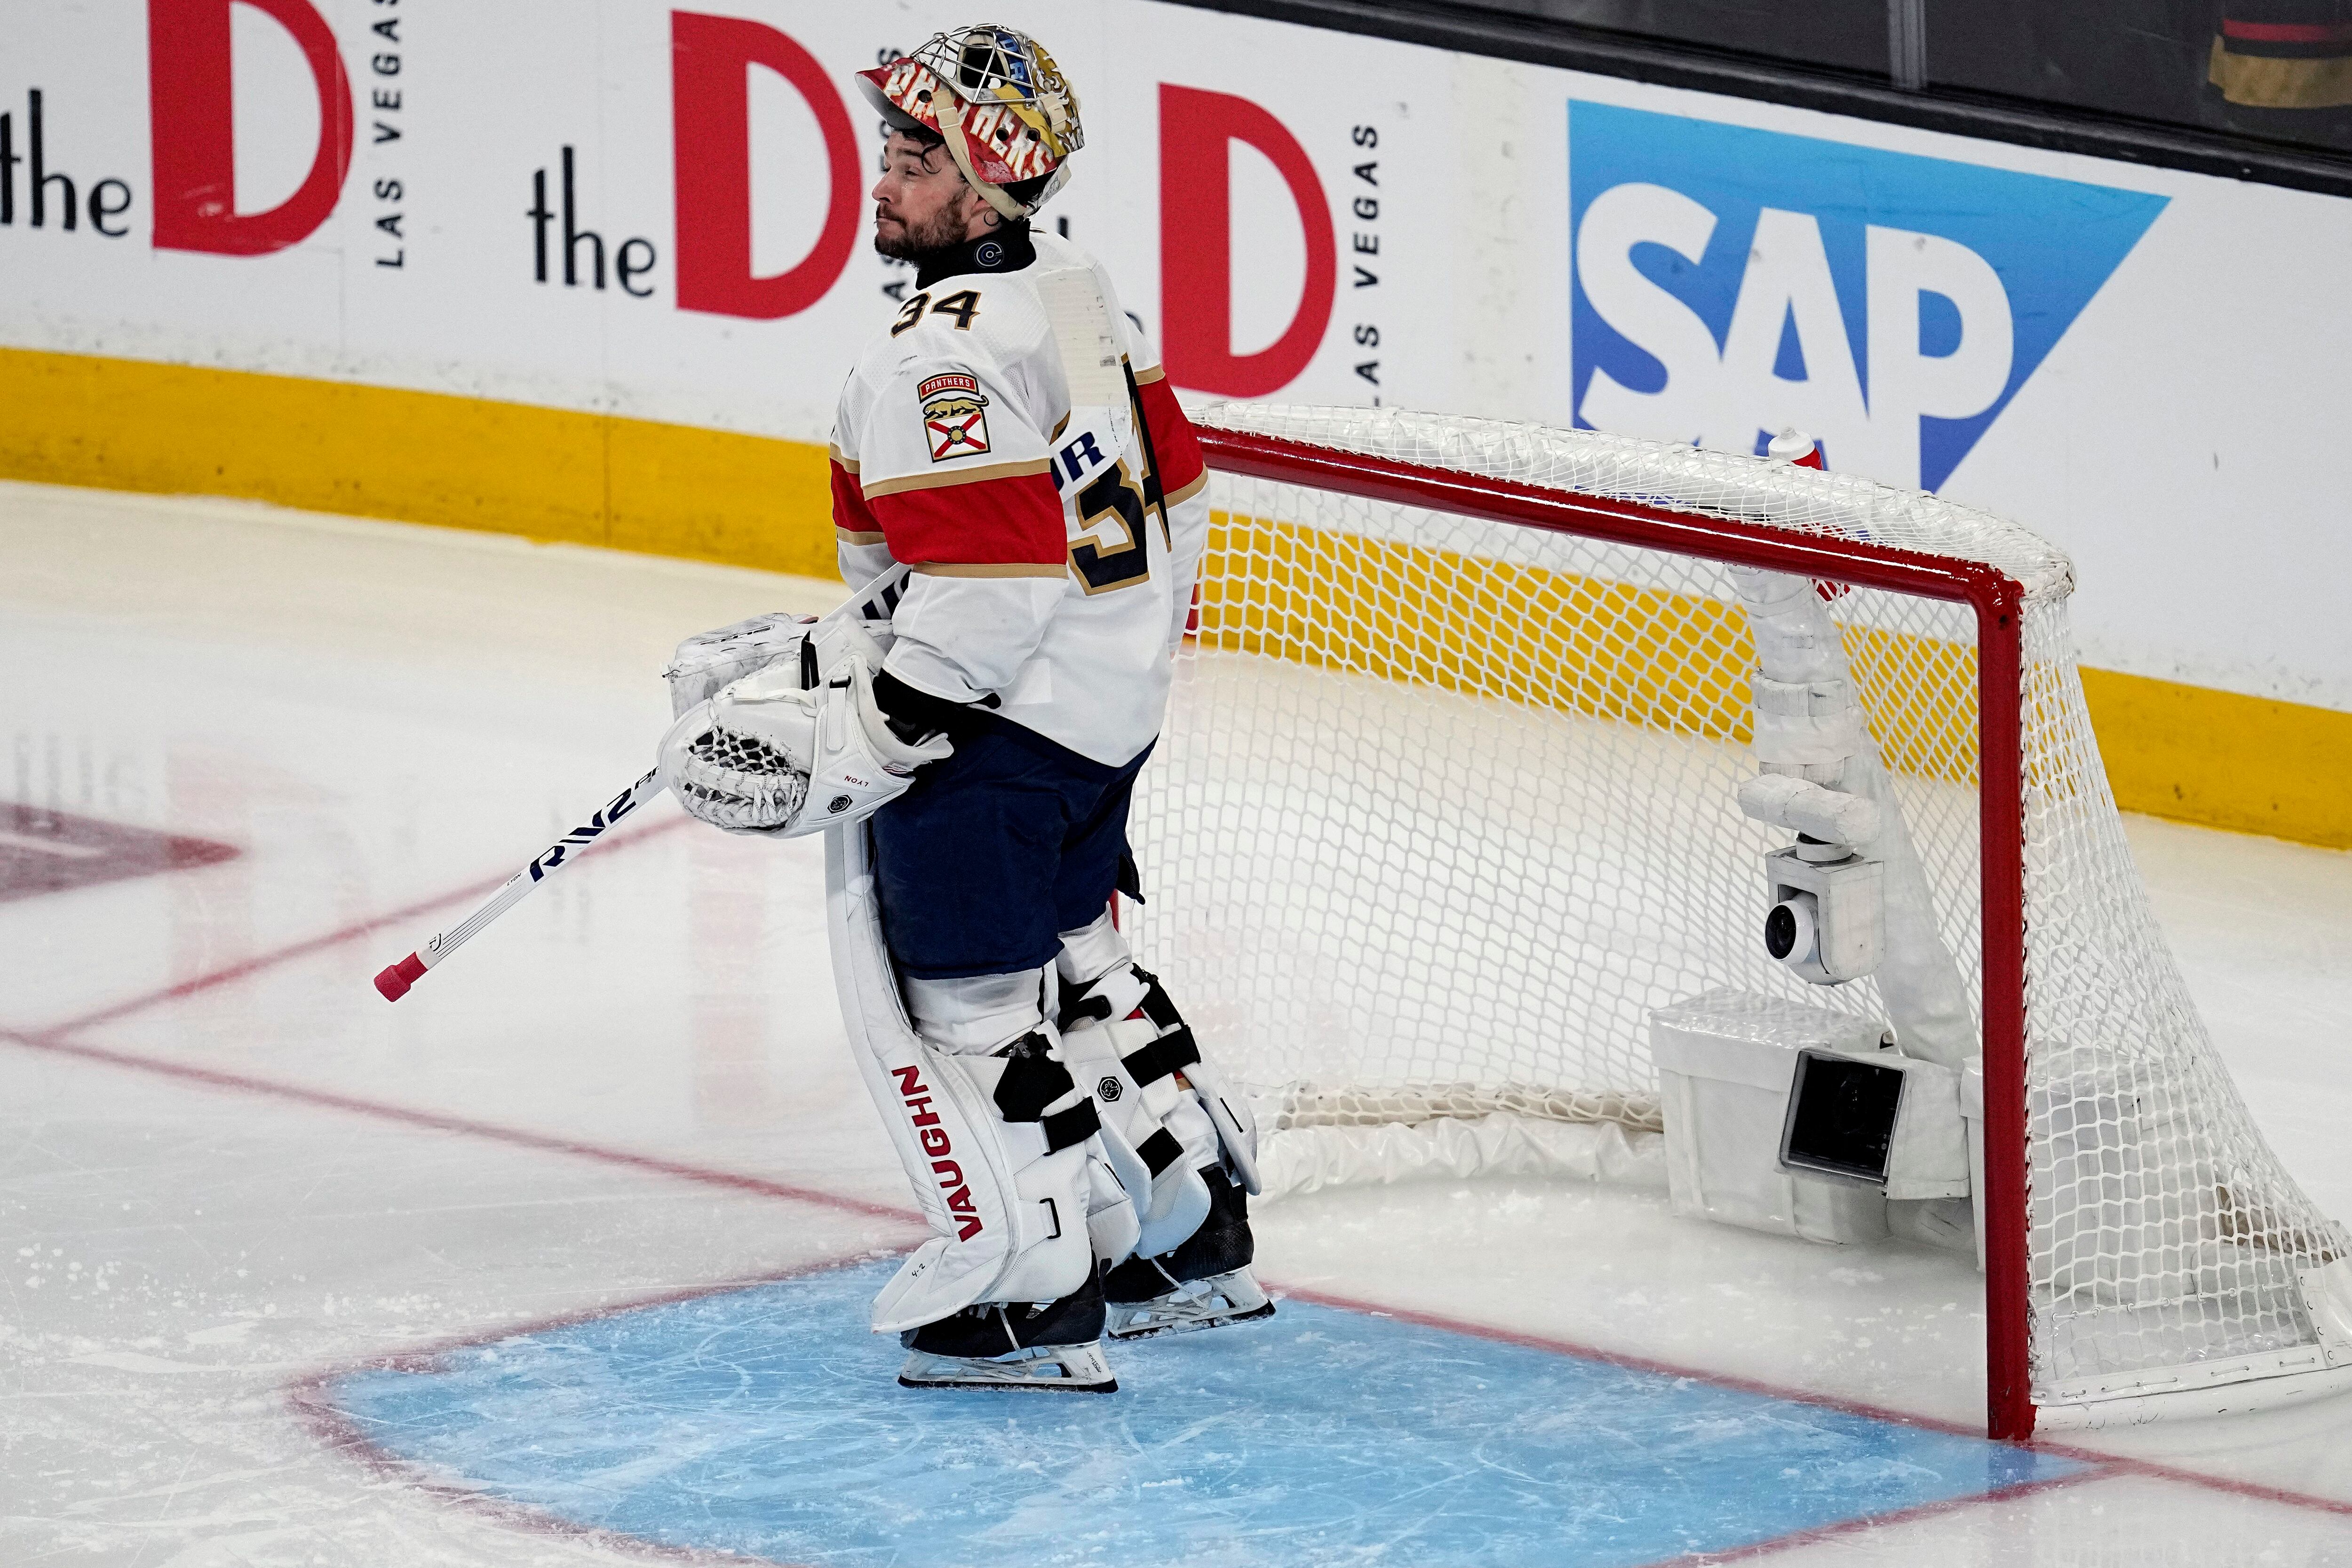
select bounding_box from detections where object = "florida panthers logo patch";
[918,372,991,462]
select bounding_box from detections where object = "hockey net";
[1124,402,2348,1436]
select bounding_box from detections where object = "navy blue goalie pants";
[871,718,1150,981]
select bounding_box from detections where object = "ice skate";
[1105,1265,1274,1341]
[1102,1166,1271,1339]
[896,1268,1118,1392]
[897,1338,1118,1392]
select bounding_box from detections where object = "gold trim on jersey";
[914,561,1069,579]
[828,444,859,473]
[1166,470,1208,507]
[835,527,885,545]
[863,458,1052,499]
[1131,364,1168,386]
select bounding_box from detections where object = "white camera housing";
[1763,843,1883,984]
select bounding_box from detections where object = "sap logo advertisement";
[1567,103,2169,493]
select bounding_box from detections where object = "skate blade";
[1107,1298,1276,1342]
[896,1345,1117,1393]
[898,1371,1120,1393]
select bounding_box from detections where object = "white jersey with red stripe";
[829,229,1210,769]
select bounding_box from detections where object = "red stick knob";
[373,952,427,1002]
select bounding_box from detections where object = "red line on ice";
[1,1027,919,1227]
[0,808,918,1229]
[32,815,690,1038]
[1636,1467,2117,1564]
[1284,1283,1989,1437]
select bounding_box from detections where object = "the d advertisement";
[2,0,1390,439]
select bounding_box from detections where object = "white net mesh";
[1128,403,2345,1405]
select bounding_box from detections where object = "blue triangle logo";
[1569,101,2169,493]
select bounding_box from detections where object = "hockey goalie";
[656,24,1269,1393]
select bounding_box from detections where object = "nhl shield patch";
[918,372,991,462]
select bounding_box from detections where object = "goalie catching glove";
[657,657,951,837]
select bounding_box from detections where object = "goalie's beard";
[873,198,972,263]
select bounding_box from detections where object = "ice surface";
[4,480,2351,1565]
[324,1258,2082,1568]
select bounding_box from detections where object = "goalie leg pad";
[831,829,1127,1333]
[903,969,1052,1055]
[1055,950,1215,1258]
[900,971,1144,1267]
[1059,1014,1213,1259]
[1057,932,1264,1200]
[862,1039,1099,1334]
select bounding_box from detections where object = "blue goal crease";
[322,1257,2086,1568]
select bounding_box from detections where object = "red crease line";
[1643,1466,2117,1565]
[1279,1281,1989,1439]
[287,1374,810,1568]
[297,1253,899,1380]
[2100,1454,2352,1518]
[284,1252,884,1568]
[22,801,2352,1526]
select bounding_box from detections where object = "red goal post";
[1132,404,2349,1442]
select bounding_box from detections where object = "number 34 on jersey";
[1049,393,1168,598]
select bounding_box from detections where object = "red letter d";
[1160,86,1336,398]
[148,0,354,255]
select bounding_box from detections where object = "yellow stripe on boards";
[0,345,2342,849]
[1198,512,2352,849]
[2082,670,2352,850]
[0,345,837,580]
[1196,512,1983,787]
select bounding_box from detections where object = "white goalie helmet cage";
[856,24,1084,220]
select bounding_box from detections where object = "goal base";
[1255,1113,1664,1202]
[2036,1353,2352,1431]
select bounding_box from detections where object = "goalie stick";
[372,769,667,1001]
[372,564,913,1003]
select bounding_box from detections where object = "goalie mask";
[855,25,1082,221]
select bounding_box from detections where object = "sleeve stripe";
[914,562,1069,579]
[1132,365,1167,386]
[828,443,859,474]
[836,528,885,545]
[1166,470,1208,507]
[1135,376,1206,499]
[871,468,1066,568]
[864,458,1054,500]
[831,458,884,539]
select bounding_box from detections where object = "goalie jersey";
[829,230,1210,768]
